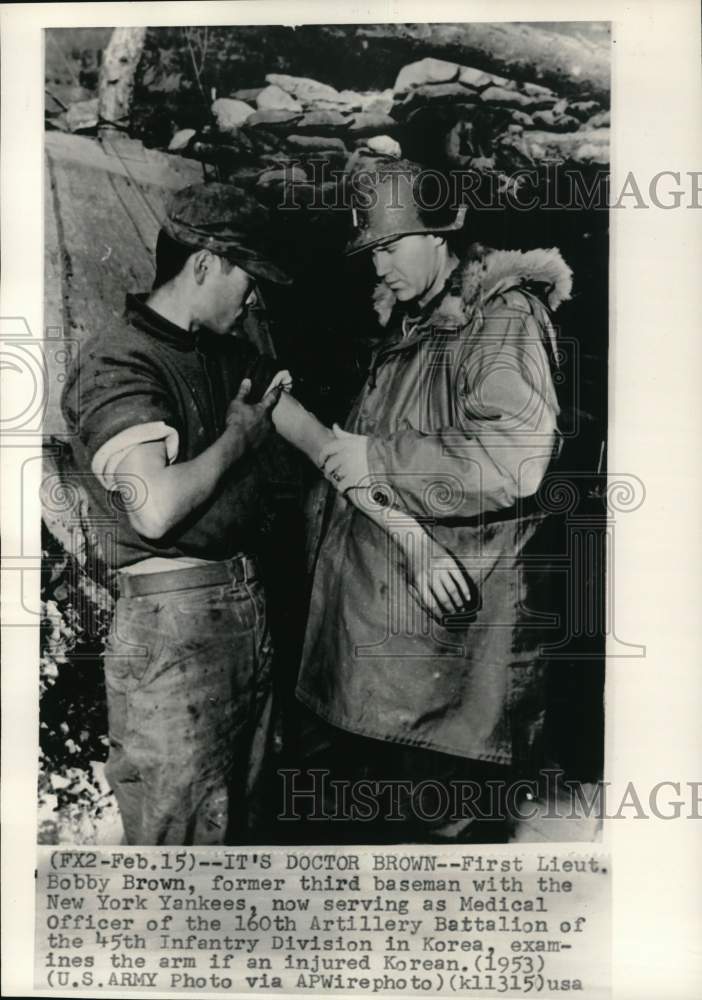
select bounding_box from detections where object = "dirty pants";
[103,573,273,845]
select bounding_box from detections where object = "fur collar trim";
[373,244,573,328]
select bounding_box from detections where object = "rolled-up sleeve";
[61,344,182,490]
[366,293,560,519]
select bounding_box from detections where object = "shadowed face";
[371,234,444,303]
[195,255,254,335]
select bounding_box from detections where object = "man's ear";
[191,249,213,286]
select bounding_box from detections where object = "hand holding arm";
[318,424,370,492]
[272,396,476,621]
[115,377,280,539]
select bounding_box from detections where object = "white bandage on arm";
[91,421,180,490]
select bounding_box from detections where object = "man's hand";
[264,369,293,396]
[318,424,370,493]
[225,377,280,450]
[404,535,476,624]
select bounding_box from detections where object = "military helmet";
[345,159,466,256]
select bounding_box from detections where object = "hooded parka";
[296,244,573,767]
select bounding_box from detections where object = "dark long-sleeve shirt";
[61,294,278,569]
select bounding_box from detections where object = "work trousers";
[103,574,273,845]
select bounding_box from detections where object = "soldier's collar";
[126,293,198,350]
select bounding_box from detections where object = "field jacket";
[296,245,572,765]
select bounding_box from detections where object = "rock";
[521,128,609,164]
[337,90,365,109]
[536,95,562,111]
[531,110,580,132]
[573,141,610,164]
[348,112,399,136]
[395,81,482,115]
[321,89,393,113]
[168,128,196,152]
[192,129,256,163]
[256,85,303,113]
[510,111,534,128]
[245,109,303,131]
[567,101,601,122]
[212,97,254,131]
[336,89,394,113]
[363,91,395,115]
[310,98,356,113]
[266,73,340,104]
[480,86,534,109]
[257,165,308,188]
[481,86,558,111]
[458,65,503,89]
[231,87,264,102]
[66,98,99,132]
[365,135,402,158]
[583,110,610,129]
[286,134,349,157]
[295,110,350,135]
[394,57,459,94]
[521,81,557,98]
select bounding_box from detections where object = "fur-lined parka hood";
[373,244,573,329]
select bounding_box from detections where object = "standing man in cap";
[295,159,572,841]
[61,182,311,845]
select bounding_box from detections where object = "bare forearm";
[268,392,442,569]
[272,396,431,549]
[124,425,247,539]
[272,392,334,462]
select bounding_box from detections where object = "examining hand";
[318,424,370,493]
[264,369,293,396]
[225,377,279,451]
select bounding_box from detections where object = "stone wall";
[46,29,610,455]
[48,27,609,210]
[156,55,608,208]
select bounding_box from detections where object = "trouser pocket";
[103,584,274,844]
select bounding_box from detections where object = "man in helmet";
[295,159,572,842]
